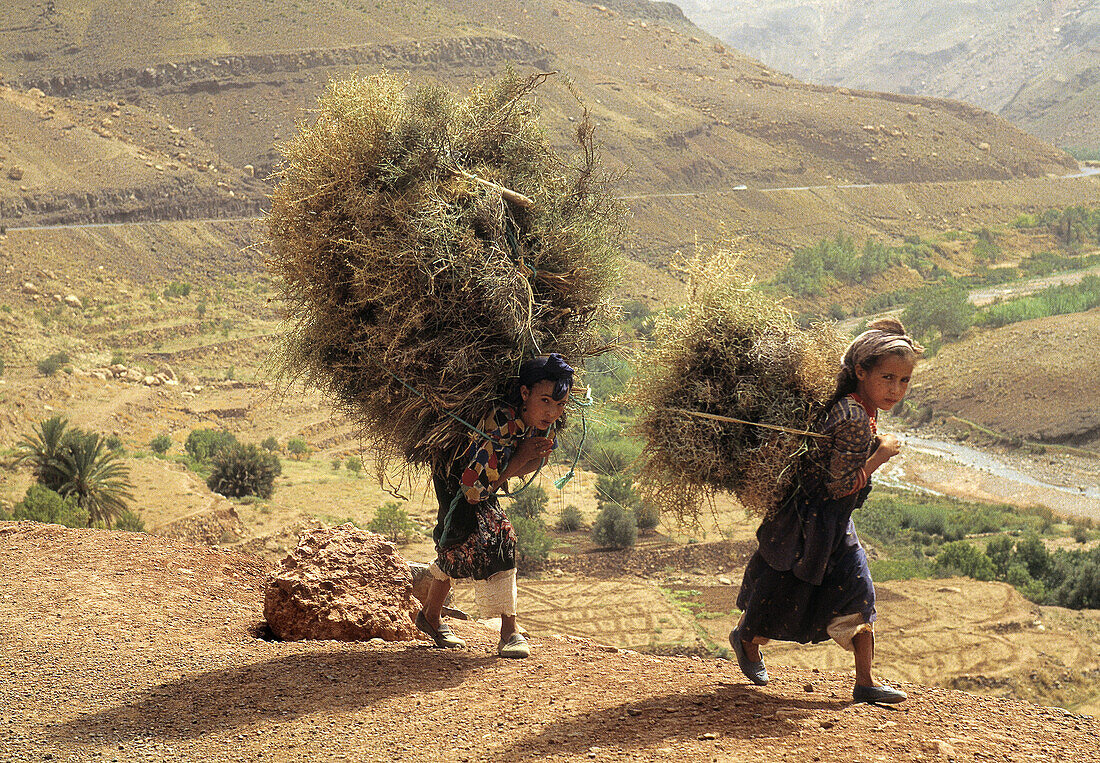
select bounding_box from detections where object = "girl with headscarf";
[416,353,574,659]
[730,318,922,704]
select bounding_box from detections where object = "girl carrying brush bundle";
[730,318,922,704]
[416,354,574,659]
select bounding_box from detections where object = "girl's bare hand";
[875,433,902,460]
[515,436,553,463]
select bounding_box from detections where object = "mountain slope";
[0,0,1077,198]
[677,0,1100,149]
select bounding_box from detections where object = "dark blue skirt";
[736,518,876,645]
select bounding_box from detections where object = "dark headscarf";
[517,353,574,401]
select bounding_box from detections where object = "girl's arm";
[863,434,901,477]
[488,436,553,491]
[823,407,875,499]
[458,409,519,504]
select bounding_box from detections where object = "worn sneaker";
[497,632,530,659]
[415,611,466,649]
[729,627,768,686]
[853,683,907,704]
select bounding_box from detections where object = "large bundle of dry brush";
[626,253,846,524]
[266,71,622,477]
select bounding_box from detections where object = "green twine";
[553,386,593,490]
[383,366,588,505]
[382,367,500,445]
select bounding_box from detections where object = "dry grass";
[626,249,845,524]
[266,70,623,479]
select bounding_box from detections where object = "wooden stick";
[666,407,829,439]
[457,168,535,208]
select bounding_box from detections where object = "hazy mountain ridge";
[676,0,1100,148]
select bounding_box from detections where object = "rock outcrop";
[264,525,419,642]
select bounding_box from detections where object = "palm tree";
[14,415,71,491]
[54,432,135,529]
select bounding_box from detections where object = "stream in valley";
[880,432,1100,520]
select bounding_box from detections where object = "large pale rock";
[264,525,419,642]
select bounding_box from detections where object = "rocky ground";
[2,522,1098,762]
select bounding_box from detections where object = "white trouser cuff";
[473,568,518,618]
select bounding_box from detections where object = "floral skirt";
[432,474,517,581]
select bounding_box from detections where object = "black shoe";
[853,683,907,704]
[729,627,768,686]
[415,611,466,649]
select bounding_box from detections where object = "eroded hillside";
[0,0,1080,224]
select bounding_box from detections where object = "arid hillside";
[0,0,1082,223]
[2,522,1098,762]
[0,86,265,224]
[677,0,1100,149]
[907,307,1100,448]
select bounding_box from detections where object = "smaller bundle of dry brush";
[626,252,846,524]
[266,70,622,478]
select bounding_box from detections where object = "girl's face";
[520,379,568,430]
[855,353,916,412]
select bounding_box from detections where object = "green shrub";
[367,501,418,544]
[0,356,5,378]
[986,535,1015,577]
[37,351,71,377]
[1014,533,1052,580]
[635,501,660,532]
[261,436,279,452]
[149,434,172,455]
[331,458,342,470]
[185,428,238,462]
[345,455,363,474]
[934,541,995,581]
[104,434,125,453]
[510,485,548,520]
[13,484,88,528]
[287,438,309,460]
[901,283,974,344]
[594,473,640,510]
[207,443,281,499]
[114,509,145,532]
[1048,553,1100,609]
[771,232,903,296]
[163,282,192,299]
[579,436,642,475]
[512,514,553,565]
[591,503,637,549]
[868,556,932,582]
[976,275,1100,329]
[556,504,584,532]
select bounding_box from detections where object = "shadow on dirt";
[487,683,849,760]
[46,647,494,742]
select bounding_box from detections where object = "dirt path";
[968,262,1100,307]
[2,522,1098,762]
